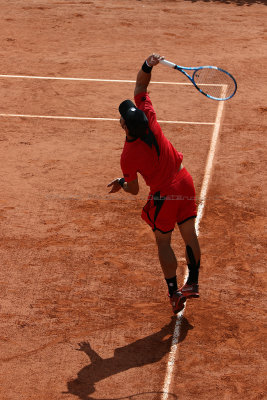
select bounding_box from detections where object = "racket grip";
[159,59,176,69]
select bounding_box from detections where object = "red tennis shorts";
[141,168,197,233]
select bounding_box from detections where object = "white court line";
[195,88,226,236]
[0,113,214,125]
[0,74,222,86]
[0,74,191,85]
[161,86,226,400]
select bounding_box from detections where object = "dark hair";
[119,99,149,138]
[127,124,148,138]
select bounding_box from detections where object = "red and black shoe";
[169,291,186,314]
[179,283,199,299]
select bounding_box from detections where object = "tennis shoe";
[169,290,186,314]
[179,283,199,299]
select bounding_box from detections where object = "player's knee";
[154,230,172,246]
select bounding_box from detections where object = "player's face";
[119,117,127,132]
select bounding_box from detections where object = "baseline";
[0,74,191,85]
[0,113,214,125]
[0,74,224,87]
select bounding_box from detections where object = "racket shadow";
[64,316,193,400]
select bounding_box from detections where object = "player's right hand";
[146,53,164,67]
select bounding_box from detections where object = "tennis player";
[108,54,201,314]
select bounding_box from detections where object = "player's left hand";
[107,178,122,193]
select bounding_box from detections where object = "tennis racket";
[159,59,237,101]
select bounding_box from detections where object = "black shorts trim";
[153,227,174,234]
[177,215,197,226]
[143,191,166,231]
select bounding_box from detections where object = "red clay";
[0,1,266,399]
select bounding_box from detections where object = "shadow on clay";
[63,316,193,400]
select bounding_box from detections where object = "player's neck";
[126,134,137,142]
[126,133,136,141]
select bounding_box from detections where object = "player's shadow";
[64,316,193,400]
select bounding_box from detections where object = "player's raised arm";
[134,53,164,97]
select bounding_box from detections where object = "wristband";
[118,178,125,187]
[142,60,153,73]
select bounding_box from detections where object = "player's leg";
[154,230,176,279]
[154,229,186,313]
[178,218,201,298]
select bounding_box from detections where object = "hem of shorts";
[152,227,174,234]
[177,215,197,226]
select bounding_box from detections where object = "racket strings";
[193,68,236,99]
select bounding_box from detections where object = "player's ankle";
[165,276,178,297]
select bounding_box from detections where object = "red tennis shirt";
[120,92,183,193]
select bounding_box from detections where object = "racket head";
[192,66,237,101]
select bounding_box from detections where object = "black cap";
[119,99,148,137]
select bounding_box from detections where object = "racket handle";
[159,59,176,69]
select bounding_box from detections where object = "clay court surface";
[0,0,266,399]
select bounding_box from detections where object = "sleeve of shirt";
[120,151,138,183]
